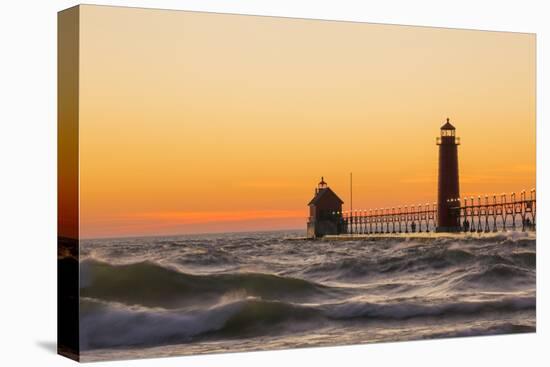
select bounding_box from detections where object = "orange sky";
[74,5,535,238]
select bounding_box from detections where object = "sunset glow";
[68,6,535,238]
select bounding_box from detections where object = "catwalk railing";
[337,189,535,234]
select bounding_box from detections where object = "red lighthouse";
[307,177,344,238]
[436,118,461,232]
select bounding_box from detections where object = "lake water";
[78,230,536,362]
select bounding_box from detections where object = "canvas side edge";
[57,5,80,362]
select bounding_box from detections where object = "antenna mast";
[350,172,353,213]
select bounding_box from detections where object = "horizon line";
[73,227,305,241]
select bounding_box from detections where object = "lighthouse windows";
[441,129,455,137]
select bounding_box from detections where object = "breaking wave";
[81,260,340,308]
[80,294,535,350]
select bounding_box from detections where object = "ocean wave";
[324,295,535,320]
[80,298,235,350]
[80,294,535,350]
[509,251,536,268]
[452,264,535,291]
[80,297,321,350]
[80,260,338,308]
[300,243,534,282]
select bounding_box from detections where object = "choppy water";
[78,230,536,362]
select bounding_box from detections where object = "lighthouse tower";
[436,118,461,232]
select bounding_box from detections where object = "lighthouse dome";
[441,118,455,130]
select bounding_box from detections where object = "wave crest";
[80,294,535,350]
[81,260,335,308]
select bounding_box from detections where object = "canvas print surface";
[58,5,536,362]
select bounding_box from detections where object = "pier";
[340,189,536,235]
[307,118,536,238]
